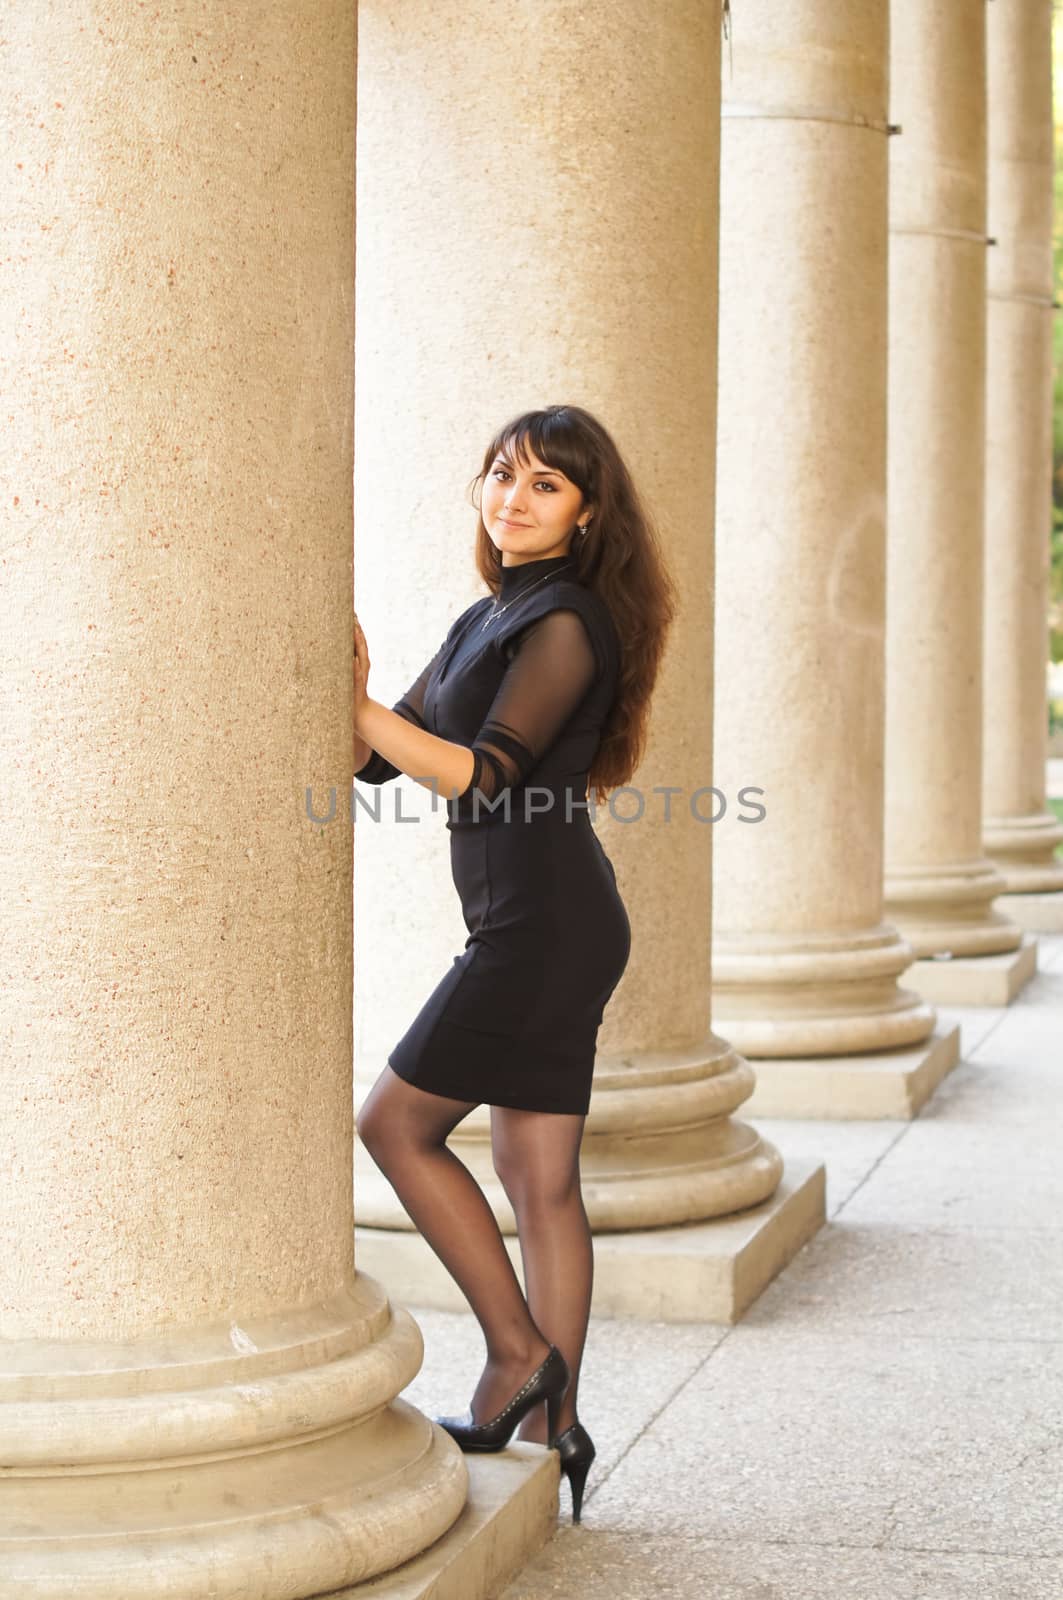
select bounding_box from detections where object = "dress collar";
[497,553,575,601]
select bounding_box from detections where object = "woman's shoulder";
[495,577,619,677]
[447,593,494,638]
[556,578,620,650]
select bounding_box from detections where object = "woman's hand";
[353,612,371,716]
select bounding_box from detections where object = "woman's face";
[482,444,589,566]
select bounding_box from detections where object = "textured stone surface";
[915,1057,1061,1124]
[0,3,486,1592]
[933,1003,1005,1056]
[739,1221,1063,1341]
[839,1121,1061,1231]
[334,1448,558,1600]
[501,1532,1063,1600]
[588,1328,1063,1555]
[995,890,1063,932]
[903,938,1037,1006]
[747,1117,908,1215]
[739,1027,960,1119]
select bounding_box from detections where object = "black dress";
[355,552,631,1114]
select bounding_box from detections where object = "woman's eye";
[491,468,555,492]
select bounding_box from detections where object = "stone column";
[352,0,823,1326]
[707,0,956,1119]
[0,7,475,1593]
[883,0,1032,1007]
[982,0,1063,929]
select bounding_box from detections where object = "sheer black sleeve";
[353,634,450,785]
[458,607,598,803]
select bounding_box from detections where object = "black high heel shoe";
[435,1345,569,1452]
[551,1421,595,1523]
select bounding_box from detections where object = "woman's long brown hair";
[468,405,678,805]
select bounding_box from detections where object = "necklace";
[479,561,573,631]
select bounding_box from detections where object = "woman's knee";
[355,1095,388,1159]
[356,1075,408,1162]
[493,1151,580,1214]
[357,1072,463,1165]
[491,1110,585,1211]
[490,1138,517,1195]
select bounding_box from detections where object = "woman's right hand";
[353,612,372,768]
[353,614,371,711]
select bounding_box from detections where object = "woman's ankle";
[485,1331,551,1370]
[553,1400,578,1435]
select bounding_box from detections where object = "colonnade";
[2,2,1057,1597]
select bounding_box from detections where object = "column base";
[327,1446,558,1600]
[355,1157,825,1326]
[0,1281,470,1600]
[994,890,1063,934]
[884,857,1024,958]
[983,810,1063,892]
[739,1025,960,1119]
[900,934,1038,1005]
[710,922,936,1057]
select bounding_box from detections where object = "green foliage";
[1048,798,1063,861]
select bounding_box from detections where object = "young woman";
[352,403,676,1522]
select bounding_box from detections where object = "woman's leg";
[356,1066,551,1421]
[489,1106,592,1442]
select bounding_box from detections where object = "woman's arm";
[458,607,598,802]
[353,600,596,801]
[356,698,476,800]
[354,608,470,787]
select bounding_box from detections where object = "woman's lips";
[499,517,530,527]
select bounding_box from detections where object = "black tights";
[356,1066,592,1438]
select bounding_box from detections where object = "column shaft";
[0,8,465,1593]
[711,0,935,1058]
[883,0,1022,959]
[982,0,1063,903]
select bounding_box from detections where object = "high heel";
[551,1420,596,1523]
[435,1345,569,1453]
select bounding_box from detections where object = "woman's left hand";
[353,613,371,713]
